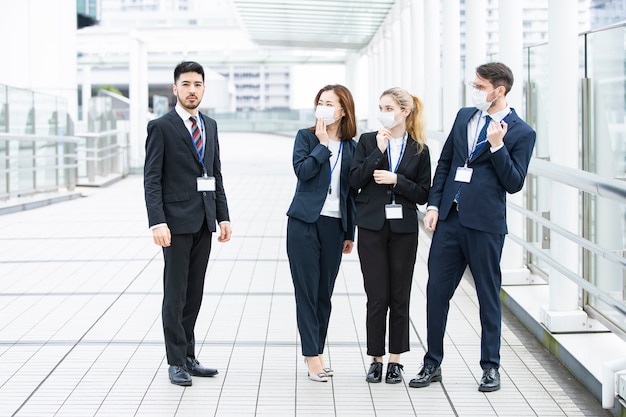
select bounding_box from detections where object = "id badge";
[197,176,215,192]
[385,204,403,219]
[454,166,473,183]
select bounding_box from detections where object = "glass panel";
[0,85,7,133]
[526,43,550,159]
[34,92,58,136]
[7,87,34,135]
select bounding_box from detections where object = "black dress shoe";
[385,362,404,384]
[408,364,442,388]
[186,356,219,377]
[366,360,383,383]
[169,365,192,386]
[478,367,500,392]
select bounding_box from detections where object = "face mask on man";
[377,111,398,129]
[472,88,496,112]
[315,106,338,125]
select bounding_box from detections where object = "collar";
[175,104,198,122]
[483,106,511,123]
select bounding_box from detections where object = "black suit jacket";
[286,128,357,240]
[428,107,535,234]
[350,131,431,233]
[144,109,229,234]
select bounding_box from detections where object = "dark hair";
[476,62,514,95]
[174,61,205,83]
[308,84,357,140]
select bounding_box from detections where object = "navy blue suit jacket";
[429,107,536,234]
[286,128,357,241]
[144,110,230,234]
[349,131,431,233]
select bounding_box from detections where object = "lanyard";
[328,140,343,195]
[387,134,406,173]
[467,110,512,163]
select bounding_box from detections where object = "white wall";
[0,0,78,123]
[289,64,346,110]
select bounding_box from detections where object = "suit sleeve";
[349,133,385,190]
[490,126,536,194]
[144,120,166,227]
[292,129,331,181]
[210,120,230,223]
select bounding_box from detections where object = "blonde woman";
[349,87,431,384]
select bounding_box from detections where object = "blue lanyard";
[387,134,406,173]
[468,110,511,161]
[328,140,343,195]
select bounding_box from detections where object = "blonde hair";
[380,87,426,153]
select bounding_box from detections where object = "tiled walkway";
[0,132,611,416]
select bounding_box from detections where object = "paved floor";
[0,132,611,417]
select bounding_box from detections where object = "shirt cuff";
[218,221,230,225]
[150,223,167,230]
[490,143,505,153]
[426,206,439,212]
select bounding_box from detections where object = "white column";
[464,0,488,106]
[400,0,414,90]
[441,0,461,132]
[498,0,531,284]
[391,6,403,87]
[539,0,588,332]
[129,33,149,174]
[410,0,425,98]
[383,25,394,90]
[424,0,441,131]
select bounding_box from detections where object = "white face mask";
[472,88,496,112]
[377,111,398,129]
[315,105,338,125]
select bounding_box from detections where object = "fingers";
[152,226,171,247]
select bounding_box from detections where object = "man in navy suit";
[409,62,536,392]
[144,61,231,386]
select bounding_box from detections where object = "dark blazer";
[349,131,431,233]
[144,109,229,234]
[428,107,536,234]
[286,128,357,241]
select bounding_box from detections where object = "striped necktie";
[189,116,203,158]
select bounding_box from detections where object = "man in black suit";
[144,61,231,386]
[409,62,536,392]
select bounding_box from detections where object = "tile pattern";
[0,132,610,417]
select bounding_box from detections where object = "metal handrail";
[0,132,80,143]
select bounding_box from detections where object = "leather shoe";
[366,360,383,383]
[185,356,218,377]
[168,365,192,386]
[408,364,442,388]
[385,362,404,384]
[478,367,500,392]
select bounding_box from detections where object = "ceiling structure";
[76,0,396,66]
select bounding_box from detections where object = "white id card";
[454,166,473,183]
[385,204,403,219]
[197,176,216,192]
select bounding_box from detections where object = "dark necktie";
[190,116,203,158]
[454,114,492,205]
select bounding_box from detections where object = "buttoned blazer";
[144,110,230,235]
[349,131,431,233]
[428,107,536,234]
[286,128,357,241]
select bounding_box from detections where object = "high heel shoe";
[304,357,328,382]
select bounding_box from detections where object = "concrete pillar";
[539,0,588,332]
[464,0,488,106]
[441,0,461,132]
[497,0,532,284]
[391,6,403,87]
[400,0,414,90]
[410,0,425,98]
[129,33,149,174]
[424,0,441,132]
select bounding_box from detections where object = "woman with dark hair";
[286,84,358,382]
[350,87,431,384]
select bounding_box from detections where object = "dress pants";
[287,216,344,356]
[162,220,212,365]
[424,209,505,369]
[357,222,417,356]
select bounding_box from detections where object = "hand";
[376,128,391,152]
[373,169,397,185]
[423,210,439,232]
[487,119,507,148]
[152,225,171,247]
[342,240,354,254]
[315,118,329,146]
[218,222,232,242]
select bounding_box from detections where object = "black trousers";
[162,220,212,365]
[357,223,417,356]
[287,216,344,356]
